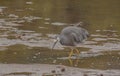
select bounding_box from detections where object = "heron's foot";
[68,58,79,67]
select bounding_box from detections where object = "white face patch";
[57,37,59,40]
[53,37,60,42]
[57,37,60,41]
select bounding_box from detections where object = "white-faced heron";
[52,25,89,58]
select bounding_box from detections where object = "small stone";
[61,68,65,72]
[100,74,103,76]
[51,70,56,73]
[83,74,88,76]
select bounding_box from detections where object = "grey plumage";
[52,26,89,49]
[59,26,89,46]
[51,25,89,59]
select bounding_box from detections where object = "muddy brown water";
[0,0,120,71]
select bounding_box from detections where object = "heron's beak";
[51,39,58,51]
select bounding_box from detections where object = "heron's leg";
[74,48,80,57]
[68,48,74,66]
[74,48,80,66]
[68,48,73,58]
[68,58,73,66]
[75,48,80,54]
[74,59,79,67]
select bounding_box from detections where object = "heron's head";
[51,36,60,50]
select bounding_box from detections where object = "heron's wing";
[81,28,89,39]
[71,32,83,43]
[71,29,89,43]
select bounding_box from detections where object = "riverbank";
[0,64,120,76]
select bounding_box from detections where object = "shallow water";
[0,0,120,72]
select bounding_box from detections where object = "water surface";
[0,0,120,70]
